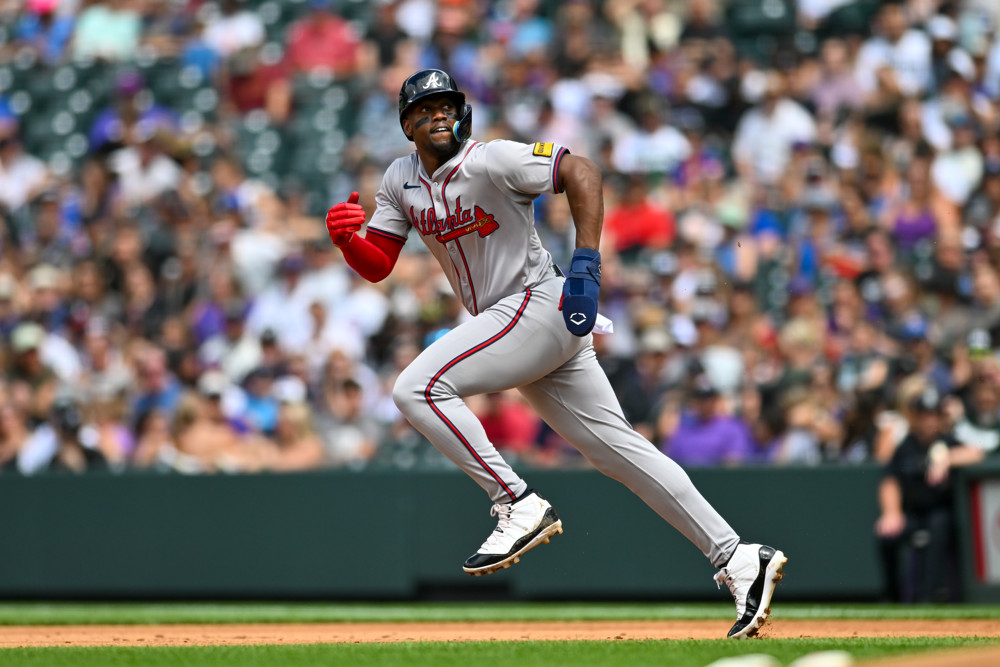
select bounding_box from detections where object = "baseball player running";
[325,69,786,638]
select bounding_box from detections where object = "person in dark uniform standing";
[876,387,984,601]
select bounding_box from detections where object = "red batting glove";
[326,191,366,247]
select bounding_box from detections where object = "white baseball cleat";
[715,542,788,639]
[462,490,563,576]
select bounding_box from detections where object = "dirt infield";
[863,646,1000,667]
[2,619,999,647]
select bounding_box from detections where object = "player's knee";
[391,368,428,416]
[392,367,457,417]
[391,377,416,415]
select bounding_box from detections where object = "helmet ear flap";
[453,103,472,142]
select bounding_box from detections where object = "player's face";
[406,94,460,156]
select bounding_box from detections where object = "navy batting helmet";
[398,69,472,143]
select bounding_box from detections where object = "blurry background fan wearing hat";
[313,376,378,468]
[927,15,976,92]
[876,386,985,603]
[244,252,314,352]
[240,367,279,436]
[5,322,59,426]
[88,69,178,156]
[24,264,68,335]
[660,373,753,468]
[892,314,952,397]
[106,122,184,209]
[198,298,262,384]
[953,370,1000,454]
[732,69,818,189]
[620,325,679,440]
[10,394,109,475]
[948,328,1000,451]
[18,188,76,271]
[964,158,1000,230]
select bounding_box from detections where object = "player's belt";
[552,264,564,277]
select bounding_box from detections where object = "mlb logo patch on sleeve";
[533,142,554,157]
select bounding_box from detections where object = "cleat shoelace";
[482,502,513,551]
[714,569,748,618]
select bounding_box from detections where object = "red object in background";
[479,394,541,454]
[824,252,865,280]
[971,480,986,582]
[27,0,58,13]
[752,319,778,350]
[285,14,361,74]
[227,60,290,114]
[604,200,675,253]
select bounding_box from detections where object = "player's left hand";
[560,247,601,336]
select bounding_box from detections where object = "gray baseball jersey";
[370,138,740,568]
[367,139,563,314]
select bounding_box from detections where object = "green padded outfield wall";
[0,466,884,599]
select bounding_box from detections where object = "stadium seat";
[0,65,14,95]
[22,108,59,154]
[66,88,99,133]
[64,132,90,162]
[140,58,188,109]
[24,70,60,113]
[725,0,797,36]
[818,0,879,39]
[83,65,115,108]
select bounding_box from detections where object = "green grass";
[1,638,997,667]
[1,602,1000,625]
[2,603,999,666]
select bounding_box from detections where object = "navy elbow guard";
[561,248,601,336]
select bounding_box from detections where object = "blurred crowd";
[3,0,1000,475]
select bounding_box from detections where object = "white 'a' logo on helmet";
[423,72,444,90]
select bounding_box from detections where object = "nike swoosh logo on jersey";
[403,182,420,189]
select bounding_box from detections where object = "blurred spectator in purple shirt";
[88,70,179,156]
[661,375,753,467]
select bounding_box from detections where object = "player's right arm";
[325,191,405,283]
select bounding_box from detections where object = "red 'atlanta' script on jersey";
[409,196,500,243]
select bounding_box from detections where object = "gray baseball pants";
[392,275,741,567]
